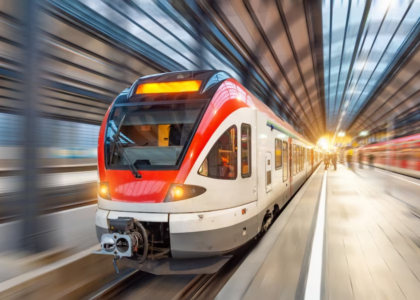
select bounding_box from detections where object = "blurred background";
[1,0,420,298]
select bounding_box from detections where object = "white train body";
[94,71,322,268]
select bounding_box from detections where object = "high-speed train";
[94,70,322,273]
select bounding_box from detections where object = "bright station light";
[317,137,329,150]
[359,130,369,137]
[337,131,345,137]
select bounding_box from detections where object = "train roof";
[113,70,314,147]
[136,70,226,82]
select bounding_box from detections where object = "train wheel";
[272,205,280,223]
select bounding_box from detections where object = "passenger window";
[198,126,237,179]
[293,145,297,175]
[296,146,299,173]
[241,124,251,178]
[301,147,303,170]
[283,141,288,182]
[300,146,302,171]
[275,139,282,170]
[298,146,300,172]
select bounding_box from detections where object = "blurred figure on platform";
[332,153,337,170]
[324,154,330,170]
[346,150,353,170]
[368,153,375,169]
[358,151,363,169]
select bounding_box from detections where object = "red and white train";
[357,133,420,178]
[94,71,322,273]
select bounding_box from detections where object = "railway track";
[86,239,258,300]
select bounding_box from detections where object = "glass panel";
[106,99,208,170]
[299,146,301,171]
[322,0,420,132]
[298,146,301,173]
[283,141,289,182]
[298,146,301,172]
[293,144,297,175]
[301,147,304,170]
[275,139,282,169]
[266,170,272,185]
[241,124,251,177]
[198,125,237,179]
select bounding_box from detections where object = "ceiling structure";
[4,0,418,143]
[199,0,327,140]
[322,0,420,139]
[184,0,420,141]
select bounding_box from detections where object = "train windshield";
[106,99,209,170]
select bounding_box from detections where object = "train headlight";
[98,182,111,200]
[165,184,206,202]
[173,186,184,199]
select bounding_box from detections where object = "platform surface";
[218,164,420,300]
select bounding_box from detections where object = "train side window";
[301,147,304,169]
[298,146,301,172]
[293,145,297,175]
[298,146,301,173]
[297,146,302,173]
[303,148,306,166]
[198,125,237,179]
[283,141,288,181]
[241,124,251,178]
[275,139,282,170]
[300,146,303,171]
[297,146,300,173]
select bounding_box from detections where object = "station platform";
[218,164,420,300]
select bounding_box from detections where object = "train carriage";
[94,70,322,274]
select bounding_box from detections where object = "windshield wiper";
[109,115,125,164]
[109,115,142,179]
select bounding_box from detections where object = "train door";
[238,120,257,206]
[265,152,272,193]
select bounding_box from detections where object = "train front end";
[93,71,255,274]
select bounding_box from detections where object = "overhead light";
[359,130,369,137]
[317,137,329,150]
[338,131,345,137]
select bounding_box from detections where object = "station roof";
[322,0,420,137]
[53,0,420,142]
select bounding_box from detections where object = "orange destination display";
[136,80,202,94]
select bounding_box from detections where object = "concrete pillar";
[20,0,44,253]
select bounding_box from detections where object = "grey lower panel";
[96,225,109,242]
[121,256,231,275]
[170,215,258,258]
